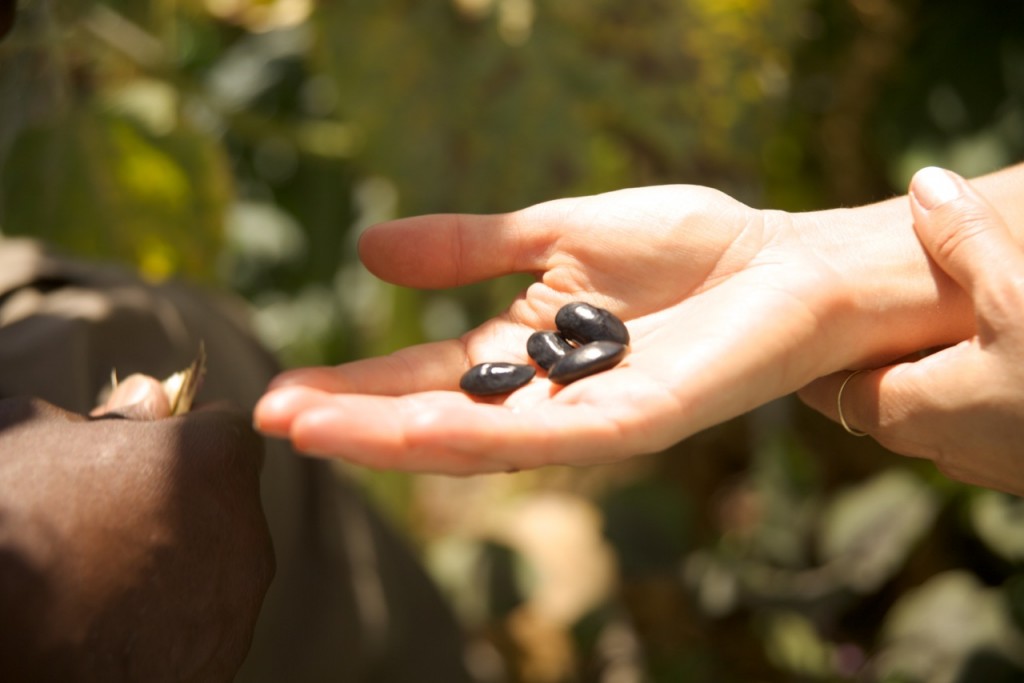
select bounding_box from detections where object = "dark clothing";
[0,238,473,682]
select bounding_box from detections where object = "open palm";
[255,184,926,474]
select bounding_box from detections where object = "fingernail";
[912,166,962,210]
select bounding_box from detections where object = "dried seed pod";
[161,343,207,415]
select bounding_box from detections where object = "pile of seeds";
[459,301,630,396]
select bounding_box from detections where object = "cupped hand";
[256,183,911,474]
[0,380,274,680]
[800,167,1024,496]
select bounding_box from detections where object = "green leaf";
[969,490,1024,563]
[2,104,230,282]
[761,611,832,678]
[876,571,1024,683]
[817,469,939,593]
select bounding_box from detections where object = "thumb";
[909,167,1024,309]
[358,210,551,288]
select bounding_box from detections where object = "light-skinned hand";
[800,167,1024,496]
[254,175,995,474]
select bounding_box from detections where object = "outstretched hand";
[256,181,963,474]
[0,376,274,680]
[800,167,1024,496]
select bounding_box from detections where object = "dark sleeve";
[0,238,474,683]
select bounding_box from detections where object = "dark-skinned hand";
[0,375,274,682]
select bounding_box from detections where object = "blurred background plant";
[2,0,1023,681]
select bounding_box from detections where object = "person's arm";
[254,164,1024,475]
[790,162,1024,370]
[800,166,1024,496]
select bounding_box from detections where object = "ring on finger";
[837,370,868,437]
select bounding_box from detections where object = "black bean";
[526,331,575,370]
[555,301,630,346]
[459,362,536,396]
[548,341,627,385]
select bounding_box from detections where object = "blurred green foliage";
[1,1,1023,681]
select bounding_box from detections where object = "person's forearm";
[972,162,1024,228]
[794,162,1024,374]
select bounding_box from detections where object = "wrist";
[789,196,974,372]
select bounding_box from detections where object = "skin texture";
[254,165,1024,477]
[0,376,275,682]
[800,167,1024,497]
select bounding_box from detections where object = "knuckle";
[929,205,994,263]
[978,271,1024,323]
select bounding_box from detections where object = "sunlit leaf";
[875,571,1024,683]
[817,469,939,593]
[1,106,230,281]
[761,611,832,679]
[968,490,1024,563]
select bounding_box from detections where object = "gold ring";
[837,370,868,437]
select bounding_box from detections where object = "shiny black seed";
[555,302,630,346]
[460,362,536,396]
[526,331,575,370]
[548,341,627,385]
